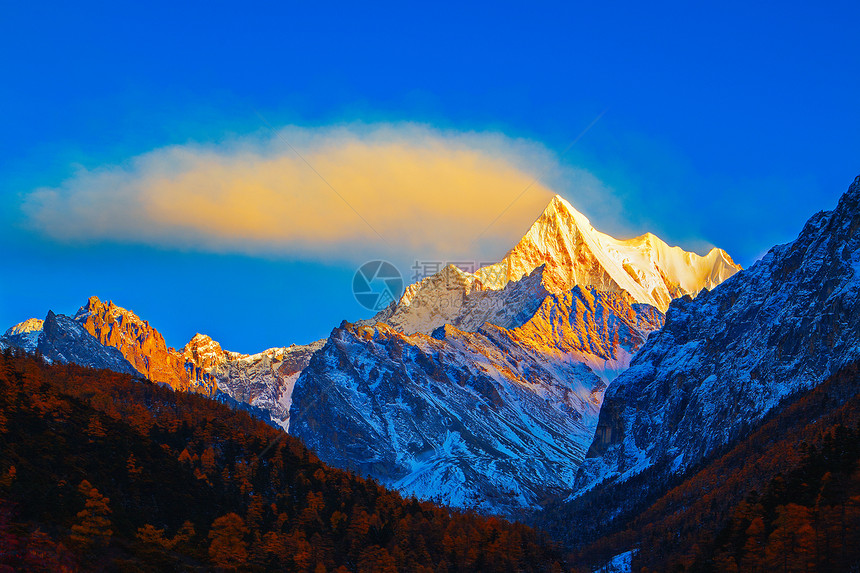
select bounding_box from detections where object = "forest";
[0,349,564,572]
[568,360,860,572]
[3,345,858,572]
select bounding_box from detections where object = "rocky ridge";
[290,284,663,513]
[576,175,860,496]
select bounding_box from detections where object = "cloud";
[22,123,621,263]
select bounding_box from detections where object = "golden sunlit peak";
[533,193,594,234]
[544,193,587,216]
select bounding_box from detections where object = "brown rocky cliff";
[75,296,215,395]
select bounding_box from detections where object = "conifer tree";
[70,480,112,549]
[208,512,249,569]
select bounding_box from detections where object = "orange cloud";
[22,124,619,263]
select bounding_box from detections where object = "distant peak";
[182,332,223,357]
[78,295,108,319]
[5,318,44,336]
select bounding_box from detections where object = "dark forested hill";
[0,349,564,572]
[541,359,860,572]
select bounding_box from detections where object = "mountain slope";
[37,310,139,375]
[577,175,860,496]
[290,284,663,513]
[544,358,860,569]
[371,263,550,335]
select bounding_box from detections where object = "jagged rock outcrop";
[576,175,860,495]
[182,333,230,371]
[36,311,138,374]
[75,297,214,394]
[290,286,663,514]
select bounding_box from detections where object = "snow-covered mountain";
[575,175,860,496]
[0,318,44,353]
[281,193,737,512]
[373,195,739,337]
[291,281,663,513]
[2,310,139,374]
[477,196,740,312]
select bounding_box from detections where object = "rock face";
[371,264,550,335]
[290,285,663,514]
[577,176,860,494]
[36,311,138,374]
[76,297,214,394]
[204,339,326,430]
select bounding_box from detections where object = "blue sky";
[1,0,858,353]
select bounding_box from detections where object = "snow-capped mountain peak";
[474,194,740,311]
[374,195,738,337]
[1,318,45,353]
[5,318,44,336]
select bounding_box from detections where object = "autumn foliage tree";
[208,512,250,569]
[69,480,112,549]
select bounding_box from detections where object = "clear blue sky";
[2,0,858,353]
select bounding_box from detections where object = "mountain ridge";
[575,174,860,498]
[290,284,663,513]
